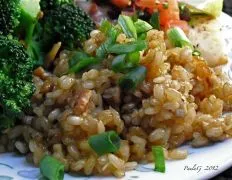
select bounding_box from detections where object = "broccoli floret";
[0,0,40,42]
[0,0,44,65]
[0,36,35,118]
[0,1,38,131]
[42,3,95,49]
[40,0,71,11]
[0,0,20,35]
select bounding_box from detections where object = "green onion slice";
[88,131,121,156]
[68,51,99,73]
[163,2,169,9]
[167,27,193,49]
[134,19,153,34]
[68,57,99,73]
[138,32,147,40]
[40,155,65,180]
[152,146,166,173]
[99,19,112,34]
[150,11,160,30]
[112,51,140,73]
[118,15,137,39]
[192,49,201,56]
[119,65,147,90]
[108,40,147,54]
[112,54,127,73]
[96,26,119,59]
[69,51,89,67]
[126,51,140,65]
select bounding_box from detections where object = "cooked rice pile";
[1,29,232,177]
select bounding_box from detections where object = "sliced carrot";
[135,0,158,9]
[111,0,131,8]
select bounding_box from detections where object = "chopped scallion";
[131,13,138,22]
[96,26,119,59]
[99,19,112,34]
[112,54,127,72]
[150,12,160,30]
[96,44,107,59]
[134,19,153,34]
[192,49,201,56]
[152,146,165,173]
[138,33,147,40]
[68,57,99,73]
[119,66,147,90]
[40,155,65,180]
[108,40,147,54]
[68,51,89,67]
[118,15,137,39]
[126,51,140,65]
[163,2,169,9]
[88,131,121,156]
[167,27,193,49]
[112,51,140,73]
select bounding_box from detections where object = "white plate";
[1,13,232,180]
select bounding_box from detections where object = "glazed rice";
[1,29,232,177]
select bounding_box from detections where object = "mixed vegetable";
[0,0,95,130]
[92,0,223,32]
[0,0,222,131]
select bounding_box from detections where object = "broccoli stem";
[19,2,39,46]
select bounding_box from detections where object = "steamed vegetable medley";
[0,0,231,179]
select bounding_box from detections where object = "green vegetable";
[0,0,40,38]
[0,36,35,130]
[68,57,99,73]
[88,131,121,156]
[96,26,119,59]
[42,3,95,49]
[40,0,71,11]
[108,40,147,54]
[150,12,160,30]
[163,2,169,9]
[179,0,223,18]
[126,51,140,65]
[0,0,20,35]
[138,33,147,40]
[192,49,201,56]
[40,155,65,180]
[99,19,112,34]
[68,51,99,73]
[131,13,138,22]
[112,54,127,73]
[167,27,193,49]
[0,0,41,130]
[134,19,153,34]
[69,51,89,67]
[118,15,137,39]
[119,66,147,90]
[152,146,165,173]
[112,51,140,73]
[0,0,43,63]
